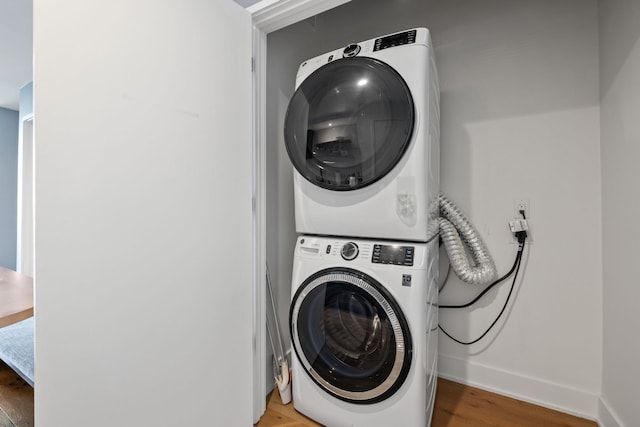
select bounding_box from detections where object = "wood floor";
[0,360,33,427]
[0,360,597,427]
[256,378,597,427]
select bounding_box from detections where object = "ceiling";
[234,0,261,7]
[0,0,32,111]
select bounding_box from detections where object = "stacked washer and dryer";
[283,28,440,427]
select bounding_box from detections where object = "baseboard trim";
[598,397,625,427]
[438,353,599,421]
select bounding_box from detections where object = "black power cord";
[438,211,528,345]
[440,240,524,309]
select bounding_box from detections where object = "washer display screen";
[372,244,415,266]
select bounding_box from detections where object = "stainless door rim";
[290,268,412,403]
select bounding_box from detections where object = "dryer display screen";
[374,30,417,52]
[372,244,414,266]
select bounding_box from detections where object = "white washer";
[289,235,438,427]
[284,28,439,242]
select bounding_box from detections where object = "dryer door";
[284,57,414,191]
[290,267,412,404]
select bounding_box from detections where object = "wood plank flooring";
[0,359,597,427]
[0,360,33,427]
[255,378,597,427]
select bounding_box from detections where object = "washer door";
[284,57,414,191]
[290,268,412,404]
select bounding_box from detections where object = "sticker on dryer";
[397,176,417,226]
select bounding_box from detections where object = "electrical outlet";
[514,199,529,218]
[510,199,532,244]
[509,220,532,244]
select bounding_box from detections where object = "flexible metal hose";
[439,194,497,286]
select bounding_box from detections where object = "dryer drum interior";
[290,268,413,404]
[284,57,415,191]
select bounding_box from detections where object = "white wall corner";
[438,353,600,421]
[598,397,626,427]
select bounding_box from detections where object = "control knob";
[341,242,359,261]
[342,44,361,57]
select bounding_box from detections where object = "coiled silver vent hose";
[439,194,497,286]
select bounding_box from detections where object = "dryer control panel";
[295,28,431,87]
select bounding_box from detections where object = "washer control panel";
[297,237,424,268]
[372,244,414,266]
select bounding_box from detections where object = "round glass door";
[284,57,414,191]
[290,268,412,404]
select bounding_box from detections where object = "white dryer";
[289,236,438,427]
[284,28,439,242]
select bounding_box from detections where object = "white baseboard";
[598,397,625,427]
[438,353,599,421]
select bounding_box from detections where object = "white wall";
[267,0,602,418]
[599,0,640,426]
[16,82,33,275]
[19,82,32,121]
[0,107,18,269]
[34,1,253,426]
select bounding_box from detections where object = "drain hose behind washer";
[439,194,497,286]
